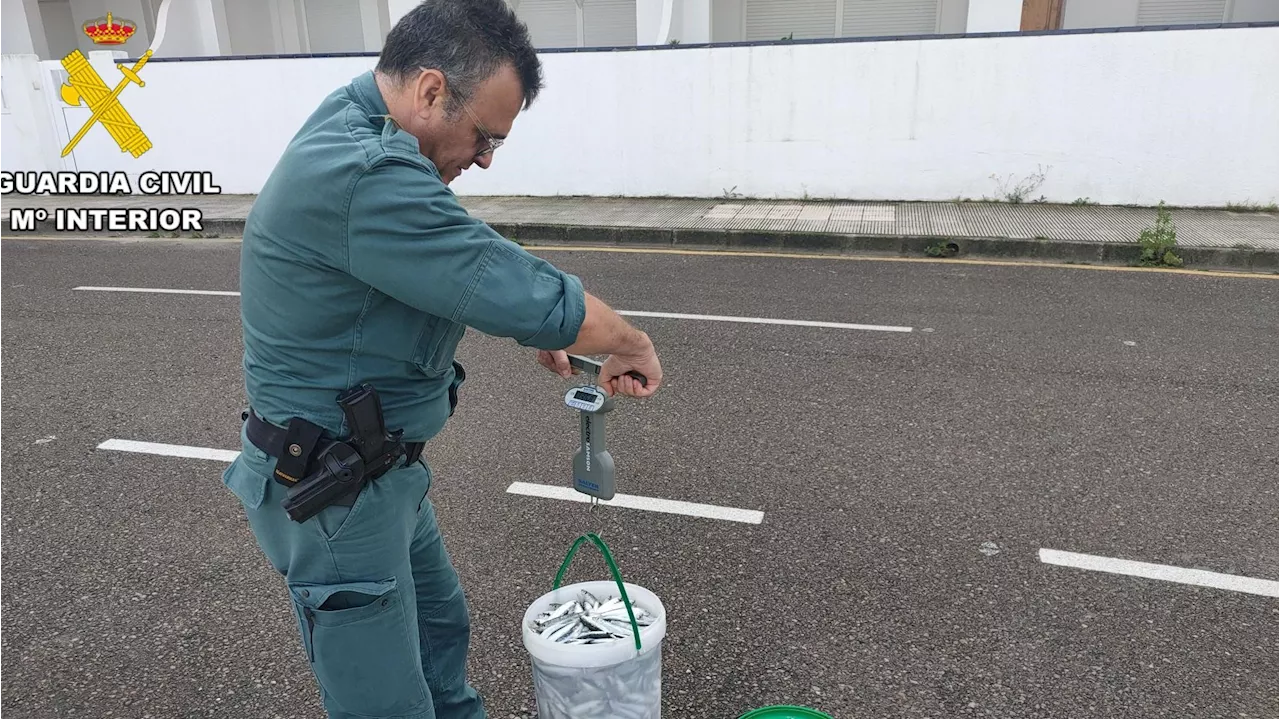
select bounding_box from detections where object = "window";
[842,0,940,37]
[744,0,940,42]
[1137,0,1228,24]
[583,0,637,46]
[745,0,837,40]
[514,0,637,48]
[302,0,366,53]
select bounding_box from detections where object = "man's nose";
[474,152,493,169]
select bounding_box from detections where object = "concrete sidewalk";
[7,193,1277,272]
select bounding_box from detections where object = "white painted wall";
[359,0,387,51]
[938,0,972,33]
[966,0,1021,32]
[39,1,81,60]
[302,0,365,53]
[1232,0,1280,23]
[3,26,1276,207]
[0,55,71,174]
[710,0,741,41]
[387,0,417,27]
[639,0,710,44]
[680,0,711,42]
[2,0,51,58]
[225,0,276,55]
[636,0,667,43]
[463,26,1278,206]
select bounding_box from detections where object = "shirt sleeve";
[344,157,586,350]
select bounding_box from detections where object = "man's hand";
[536,349,576,379]
[544,291,665,398]
[599,332,662,398]
[535,339,663,399]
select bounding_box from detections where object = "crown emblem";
[83,12,137,45]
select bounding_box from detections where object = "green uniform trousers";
[221,423,484,719]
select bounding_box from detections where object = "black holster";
[251,383,412,524]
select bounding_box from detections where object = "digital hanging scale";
[564,355,647,503]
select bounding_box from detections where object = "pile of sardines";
[532,590,654,644]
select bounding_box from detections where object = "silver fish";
[530,592,656,646]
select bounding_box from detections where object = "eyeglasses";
[460,96,503,158]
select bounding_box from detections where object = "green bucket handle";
[552,532,643,652]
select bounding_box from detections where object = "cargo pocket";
[289,577,430,717]
[412,315,467,375]
[447,360,466,417]
[220,455,267,510]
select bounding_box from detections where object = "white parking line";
[506,481,764,524]
[72,286,912,332]
[74,286,241,296]
[97,439,240,463]
[616,310,911,333]
[94,440,765,524]
[1040,548,1279,598]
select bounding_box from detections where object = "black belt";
[243,409,424,469]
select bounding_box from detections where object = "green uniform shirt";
[239,70,586,442]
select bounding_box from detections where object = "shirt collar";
[350,70,390,118]
[350,70,442,178]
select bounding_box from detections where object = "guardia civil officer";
[220,2,663,717]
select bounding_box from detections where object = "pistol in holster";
[260,384,411,524]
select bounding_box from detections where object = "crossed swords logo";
[59,0,171,158]
[59,48,156,158]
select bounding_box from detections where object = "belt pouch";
[273,418,325,487]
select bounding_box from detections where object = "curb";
[5,217,1276,274]
[489,223,1278,274]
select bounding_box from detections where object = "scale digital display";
[574,390,598,402]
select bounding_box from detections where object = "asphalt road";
[2,238,1277,719]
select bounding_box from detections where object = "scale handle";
[567,354,648,387]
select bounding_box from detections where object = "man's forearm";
[564,292,650,356]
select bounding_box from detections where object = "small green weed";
[1137,201,1183,267]
[1225,201,1279,213]
[925,241,959,258]
[1071,197,1096,205]
[989,165,1050,203]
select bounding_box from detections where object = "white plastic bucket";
[522,579,666,718]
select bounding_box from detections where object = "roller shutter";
[303,0,366,52]
[841,0,939,37]
[518,0,579,48]
[583,0,636,46]
[1136,0,1228,24]
[745,0,837,41]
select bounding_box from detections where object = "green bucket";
[738,706,835,719]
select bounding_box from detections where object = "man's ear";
[414,68,448,118]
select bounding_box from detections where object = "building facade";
[3,0,1276,61]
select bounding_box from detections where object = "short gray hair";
[376,0,543,114]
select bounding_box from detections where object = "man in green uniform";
[218,2,663,717]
